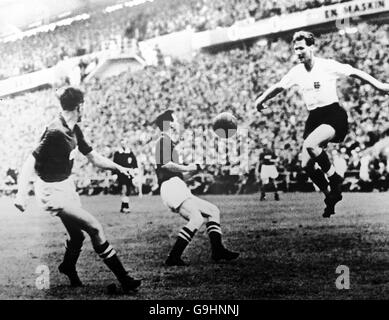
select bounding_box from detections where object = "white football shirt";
[279,57,354,110]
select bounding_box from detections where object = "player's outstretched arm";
[254,83,284,111]
[349,68,389,93]
[86,150,133,177]
[14,154,36,212]
[162,162,199,173]
[363,137,389,157]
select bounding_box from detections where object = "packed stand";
[0,0,353,80]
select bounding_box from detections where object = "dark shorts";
[118,173,133,186]
[303,103,348,143]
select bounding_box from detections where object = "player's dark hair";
[59,87,84,111]
[292,31,315,46]
[155,109,174,131]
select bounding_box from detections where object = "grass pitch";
[1,192,389,300]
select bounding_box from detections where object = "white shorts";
[35,176,81,216]
[260,165,279,184]
[160,177,193,212]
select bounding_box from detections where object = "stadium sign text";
[324,0,386,19]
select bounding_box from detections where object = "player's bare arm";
[86,150,134,178]
[14,154,36,212]
[254,83,285,111]
[362,136,389,157]
[349,68,389,92]
[161,162,198,173]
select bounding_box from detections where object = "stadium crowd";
[0,0,352,80]
[2,20,389,195]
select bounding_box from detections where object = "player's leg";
[119,177,130,213]
[260,180,266,201]
[302,147,330,195]
[165,198,205,266]
[303,124,343,190]
[192,196,239,262]
[58,206,141,292]
[269,178,280,201]
[260,169,268,201]
[58,216,85,287]
[303,124,343,217]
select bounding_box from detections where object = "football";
[212,112,238,138]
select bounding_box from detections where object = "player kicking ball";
[254,31,389,217]
[14,87,141,293]
[154,110,239,266]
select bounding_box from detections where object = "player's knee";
[86,221,104,238]
[188,211,205,230]
[303,158,315,172]
[304,144,321,159]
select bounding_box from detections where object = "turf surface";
[1,192,389,299]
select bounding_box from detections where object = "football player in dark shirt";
[14,87,141,293]
[154,110,239,266]
[257,145,280,201]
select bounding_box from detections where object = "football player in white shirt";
[254,31,389,217]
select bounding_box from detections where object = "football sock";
[169,227,196,259]
[315,150,335,176]
[305,160,329,193]
[95,241,128,281]
[328,172,343,194]
[206,222,223,251]
[120,196,129,212]
[61,240,82,269]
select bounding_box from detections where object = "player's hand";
[14,194,26,213]
[117,166,134,179]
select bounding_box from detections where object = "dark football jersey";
[113,150,138,169]
[155,133,183,185]
[32,114,93,182]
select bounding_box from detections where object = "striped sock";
[95,241,127,281]
[178,227,196,243]
[169,227,197,259]
[206,222,223,251]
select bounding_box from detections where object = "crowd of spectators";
[0,0,352,80]
[1,21,389,196]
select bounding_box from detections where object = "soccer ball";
[212,112,238,138]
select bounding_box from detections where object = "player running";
[154,110,239,266]
[254,31,389,217]
[14,87,141,293]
